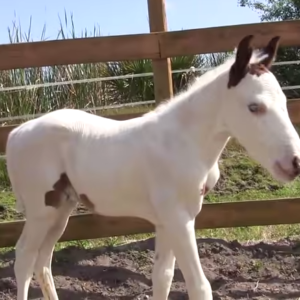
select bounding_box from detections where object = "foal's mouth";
[273,161,298,182]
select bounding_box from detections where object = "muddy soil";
[1,237,300,300]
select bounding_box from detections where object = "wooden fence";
[1,0,300,248]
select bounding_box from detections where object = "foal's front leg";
[152,226,176,300]
[167,214,212,300]
[153,201,212,300]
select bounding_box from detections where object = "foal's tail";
[5,127,26,214]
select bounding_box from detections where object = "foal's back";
[6,109,160,220]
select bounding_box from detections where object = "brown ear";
[228,35,254,88]
[260,36,280,69]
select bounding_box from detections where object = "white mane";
[146,48,269,117]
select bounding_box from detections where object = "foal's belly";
[85,186,159,224]
[71,166,160,224]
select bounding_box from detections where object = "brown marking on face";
[79,194,95,212]
[155,253,159,261]
[249,63,269,77]
[228,63,270,88]
[45,173,71,208]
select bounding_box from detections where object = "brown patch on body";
[45,173,71,208]
[200,184,210,196]
[79,194,95,212]
[204,185,210,195]
[45,174,96,211]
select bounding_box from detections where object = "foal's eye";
[248,103,260,113]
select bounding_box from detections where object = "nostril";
[292,156,300,174]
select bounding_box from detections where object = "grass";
[1,138,300,254]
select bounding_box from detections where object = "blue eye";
[248,103,259,113]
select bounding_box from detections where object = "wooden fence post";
[147,0,173,105]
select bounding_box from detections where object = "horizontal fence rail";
[0,34,160,70]
[159,20,300,57]
[1,20,300,70]
[1,198,300,248]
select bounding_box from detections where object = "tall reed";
[0,12,113,126]
[0,11,232,127]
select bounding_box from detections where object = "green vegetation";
[0,11,232,126]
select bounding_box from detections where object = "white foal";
[6,35,300,300]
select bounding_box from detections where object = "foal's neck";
[155,72,230,171]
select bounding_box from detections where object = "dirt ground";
[1,238,300,300]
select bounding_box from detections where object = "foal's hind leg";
[14,214,55,300]
[152,226,175,300]
[34,201,76,300]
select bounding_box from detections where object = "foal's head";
[222,35,300,183]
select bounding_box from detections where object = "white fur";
[6,47,300,300]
